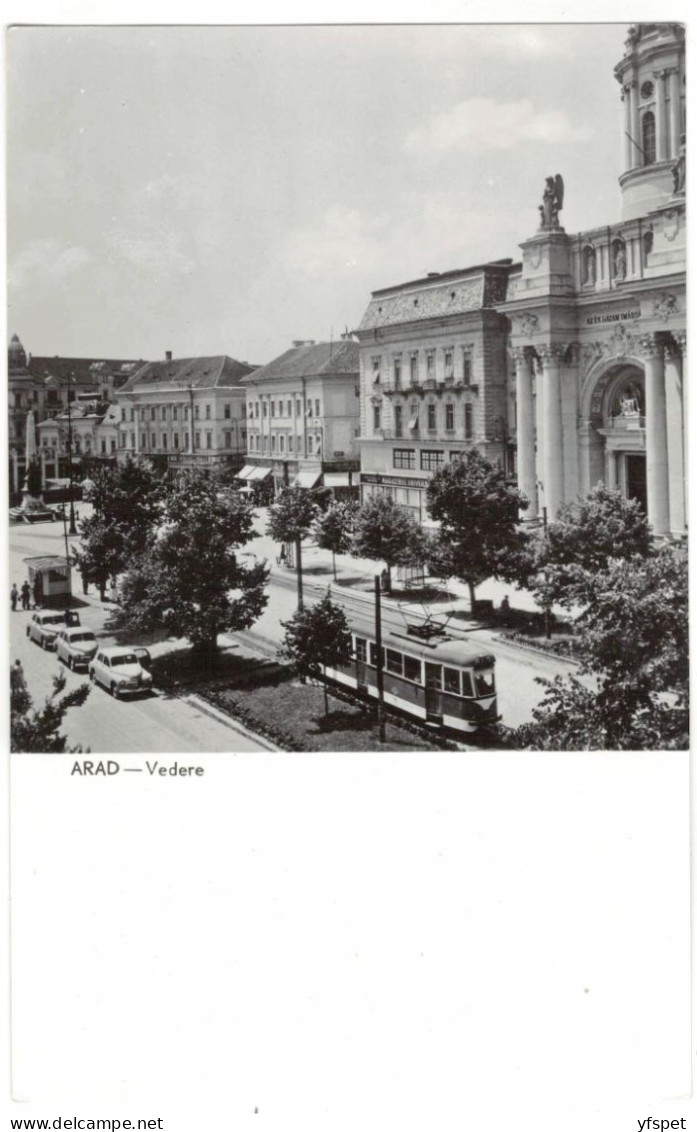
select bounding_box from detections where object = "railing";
[603,414,646,430]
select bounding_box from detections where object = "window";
[183,433,189,449]
[205,432,212,449]
[444,667,461,695]
[271,435,277,452]
[421,449,444,471]
[121,407,126,422]
[394,404,403,438]
[150,407,156,421]
[173,433,179,449]
[369,643,385,667]
[465,403,473,439]
[140,433,146,449]
[394,358,402,388]
[643,230,654,265]
[279,435,285,452]
[427,403,437,431]
[296,400,301,417]
[194,431,200,449]
[426,352,435,378]
[151,433,157,448]
[445,402,454,431]
[162,406,167,421]
[195,405,200,420]
[394,448,416,470]
[372,357,381,384]
[410,355,418,384]
[262,402,267,418]
[130,433,135,448]
[173,406,178,421]
[287,400,292,417]
[404,655,421,683]
[184,406,189,420]
[373,403,381,431]
[271,401,276,418]
[307,436,313,454]
[355,637,367,663]
[385,649,403,675]
[461,671,474,698]
[288,436,293,452]
[117,436,124,450]
[130,408,135,422]
[256,403,260,418]
[444,350,453,379]
[463,355,472,386]
[474,672,495,696]
[224,432,231,448]
[224,404,231,419]
[315,399,320,417]
[162,434,168,449]
[642,110,656,165]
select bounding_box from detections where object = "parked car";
[56,627,98,671]
[88,646,153,698]
[26,611,68,650]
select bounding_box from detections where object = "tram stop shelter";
[23,555,73,607]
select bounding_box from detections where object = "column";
[538,344,566,520]
[605,447,617,490]
[667,68,681,158]
[655,71,667,161]
[675,331,687,533]
[628,81,640,169]
[664,338,685,534]
[621,86,632,172]
[513,348,537,519]
[640,334,670,537]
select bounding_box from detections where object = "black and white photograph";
[5,6,691,1128]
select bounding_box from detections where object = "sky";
[7,23,629,367]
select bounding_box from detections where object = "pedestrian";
[500,595,511,626]
[10,659,25,691]
[11,584,18,612]
[32,575,43,610]
[278,545,287,567]
[20,581,31,610]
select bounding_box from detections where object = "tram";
[325,613,498,734]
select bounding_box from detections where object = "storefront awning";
[293,471,322,489]
[247,466,272,481]
[236,465,255,479]
[323,473,351,488]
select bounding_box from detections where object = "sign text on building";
[585,310,640,326]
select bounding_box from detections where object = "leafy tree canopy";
[313,501,358,578]
[11,669,90,752]
[267,486,319,543]
[351,495,426,588]
[509,543,688,750]
[79,457,164,583]
[118,471,269,652]
[532,483,652,609]
[425,450,529,605]
[279,592,354,713]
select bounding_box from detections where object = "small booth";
[24,555,73,608]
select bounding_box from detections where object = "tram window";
[461,671,474,698]
[386,648,403,675]
[369,643,385,667]
[443,667,461,695]
[474,672,495,696]
[355,637,367,662]
[404,655,421,682]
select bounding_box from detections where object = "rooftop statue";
[539,174,564,231]
[672,135,686,195]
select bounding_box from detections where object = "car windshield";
[111,653,138,666]
[72,633,96,643]
[44,615,66,625]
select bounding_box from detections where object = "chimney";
[165,350,172,362]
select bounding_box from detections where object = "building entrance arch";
[580,360,647,511]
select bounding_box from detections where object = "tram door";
[425,663,443,720]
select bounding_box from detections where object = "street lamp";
[64,373,78,535]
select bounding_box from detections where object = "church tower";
[615,23,685,220]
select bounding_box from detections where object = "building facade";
[114,352,254,474]
[357,22,686,538]
[240,338,360,495]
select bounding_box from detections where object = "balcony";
[602,414,646,431]
[381,378,477,397]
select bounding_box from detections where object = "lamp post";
[65,374,77,535]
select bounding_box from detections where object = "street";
[10,508,578,753]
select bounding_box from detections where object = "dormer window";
[372,356,381,384]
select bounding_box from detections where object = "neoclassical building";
[357,22,686,538]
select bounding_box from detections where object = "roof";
[119,355,255,393]
[241,339,359,385]
[26,356,142,387]
[357,261,514,332]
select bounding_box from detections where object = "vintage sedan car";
[56,627,98,671]
[88,646,153,698]
[26,611,69,650]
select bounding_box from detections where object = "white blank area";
[10,751,690,1114]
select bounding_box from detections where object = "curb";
[491,633,581,667]
[183,693,281,751]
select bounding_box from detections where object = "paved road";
[10,518,272,754]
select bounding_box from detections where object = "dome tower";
[614,23,685,220]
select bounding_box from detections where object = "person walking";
[20,581,31,611]
[32,574,43,610]
[11,584,18,612]
[11,659,25,691]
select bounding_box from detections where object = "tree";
[79,458,163,593]
[313,500,357,580]
[279,592,354,714]
[267,486,319,609]
[11,668,90,752]
[351,494,425,592]
[531,483,651,610]
[509,543,688,750]
[118,471,269,653]
[425,450,529,609]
